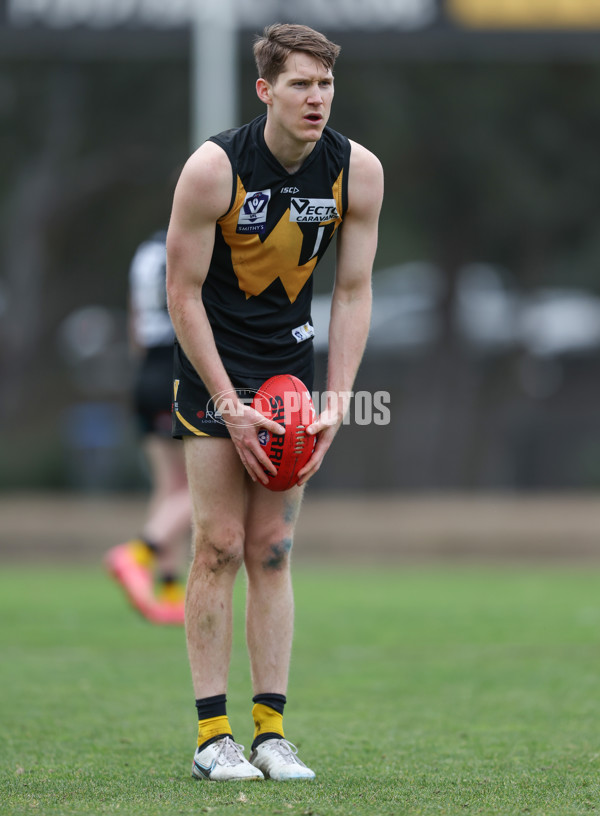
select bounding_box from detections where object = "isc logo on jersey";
[290,198,339,223]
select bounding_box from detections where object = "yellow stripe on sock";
[158,582,185,604]
[198,715,232,747]
[128,540,155,568]
[252,703,284,741]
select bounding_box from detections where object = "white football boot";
[191,736,264,781]
[249,738,316,781]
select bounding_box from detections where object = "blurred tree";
[330,60,600,290]
[327,59,600,486]
[0,60,188,429]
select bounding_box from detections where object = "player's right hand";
[218,400,285,484]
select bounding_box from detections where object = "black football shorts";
[133,345,175,438]
[171,342,314,440]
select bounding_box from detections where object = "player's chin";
[300,121,325,140]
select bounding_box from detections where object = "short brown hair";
[253,23,341,85]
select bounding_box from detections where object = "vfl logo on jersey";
[290,198,339,224]
[291,322,315,344]
[237,189,271,234]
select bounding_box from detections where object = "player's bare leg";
[184,436,247,697]
[136,435,191,623]
[142,435,191,577]
[105,436,191,624]
[244,482,315,780]
[244,483,303,695]
[184,436,264,781]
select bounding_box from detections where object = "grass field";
[2,563,600,815]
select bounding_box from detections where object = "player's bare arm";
[166,143,283,483]
[298,141,384,484]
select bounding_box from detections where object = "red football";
[251,374,317,491]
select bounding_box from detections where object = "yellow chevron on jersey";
[218,169,344,303]
[203,114,350,375]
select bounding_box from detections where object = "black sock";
[159,573,180,586]
[252,693,287,715]
[196,694,228,720]
[140,536,160,554]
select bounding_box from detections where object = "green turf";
[1,562,599,815]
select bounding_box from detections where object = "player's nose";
[307,85,324,104]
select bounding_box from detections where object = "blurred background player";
[105,229,191,625]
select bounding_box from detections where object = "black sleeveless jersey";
[200,114,350,378]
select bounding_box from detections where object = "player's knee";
[264,536,293,570]
[246,535,293,572]
[193,524,245,574]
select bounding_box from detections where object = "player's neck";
[263,121,317,175]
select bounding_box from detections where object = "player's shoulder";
[348,139,383,178]
[174,140,233,218]
[181,140,232,187]
[346,139,384,214]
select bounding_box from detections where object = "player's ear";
[256,78,272,105]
